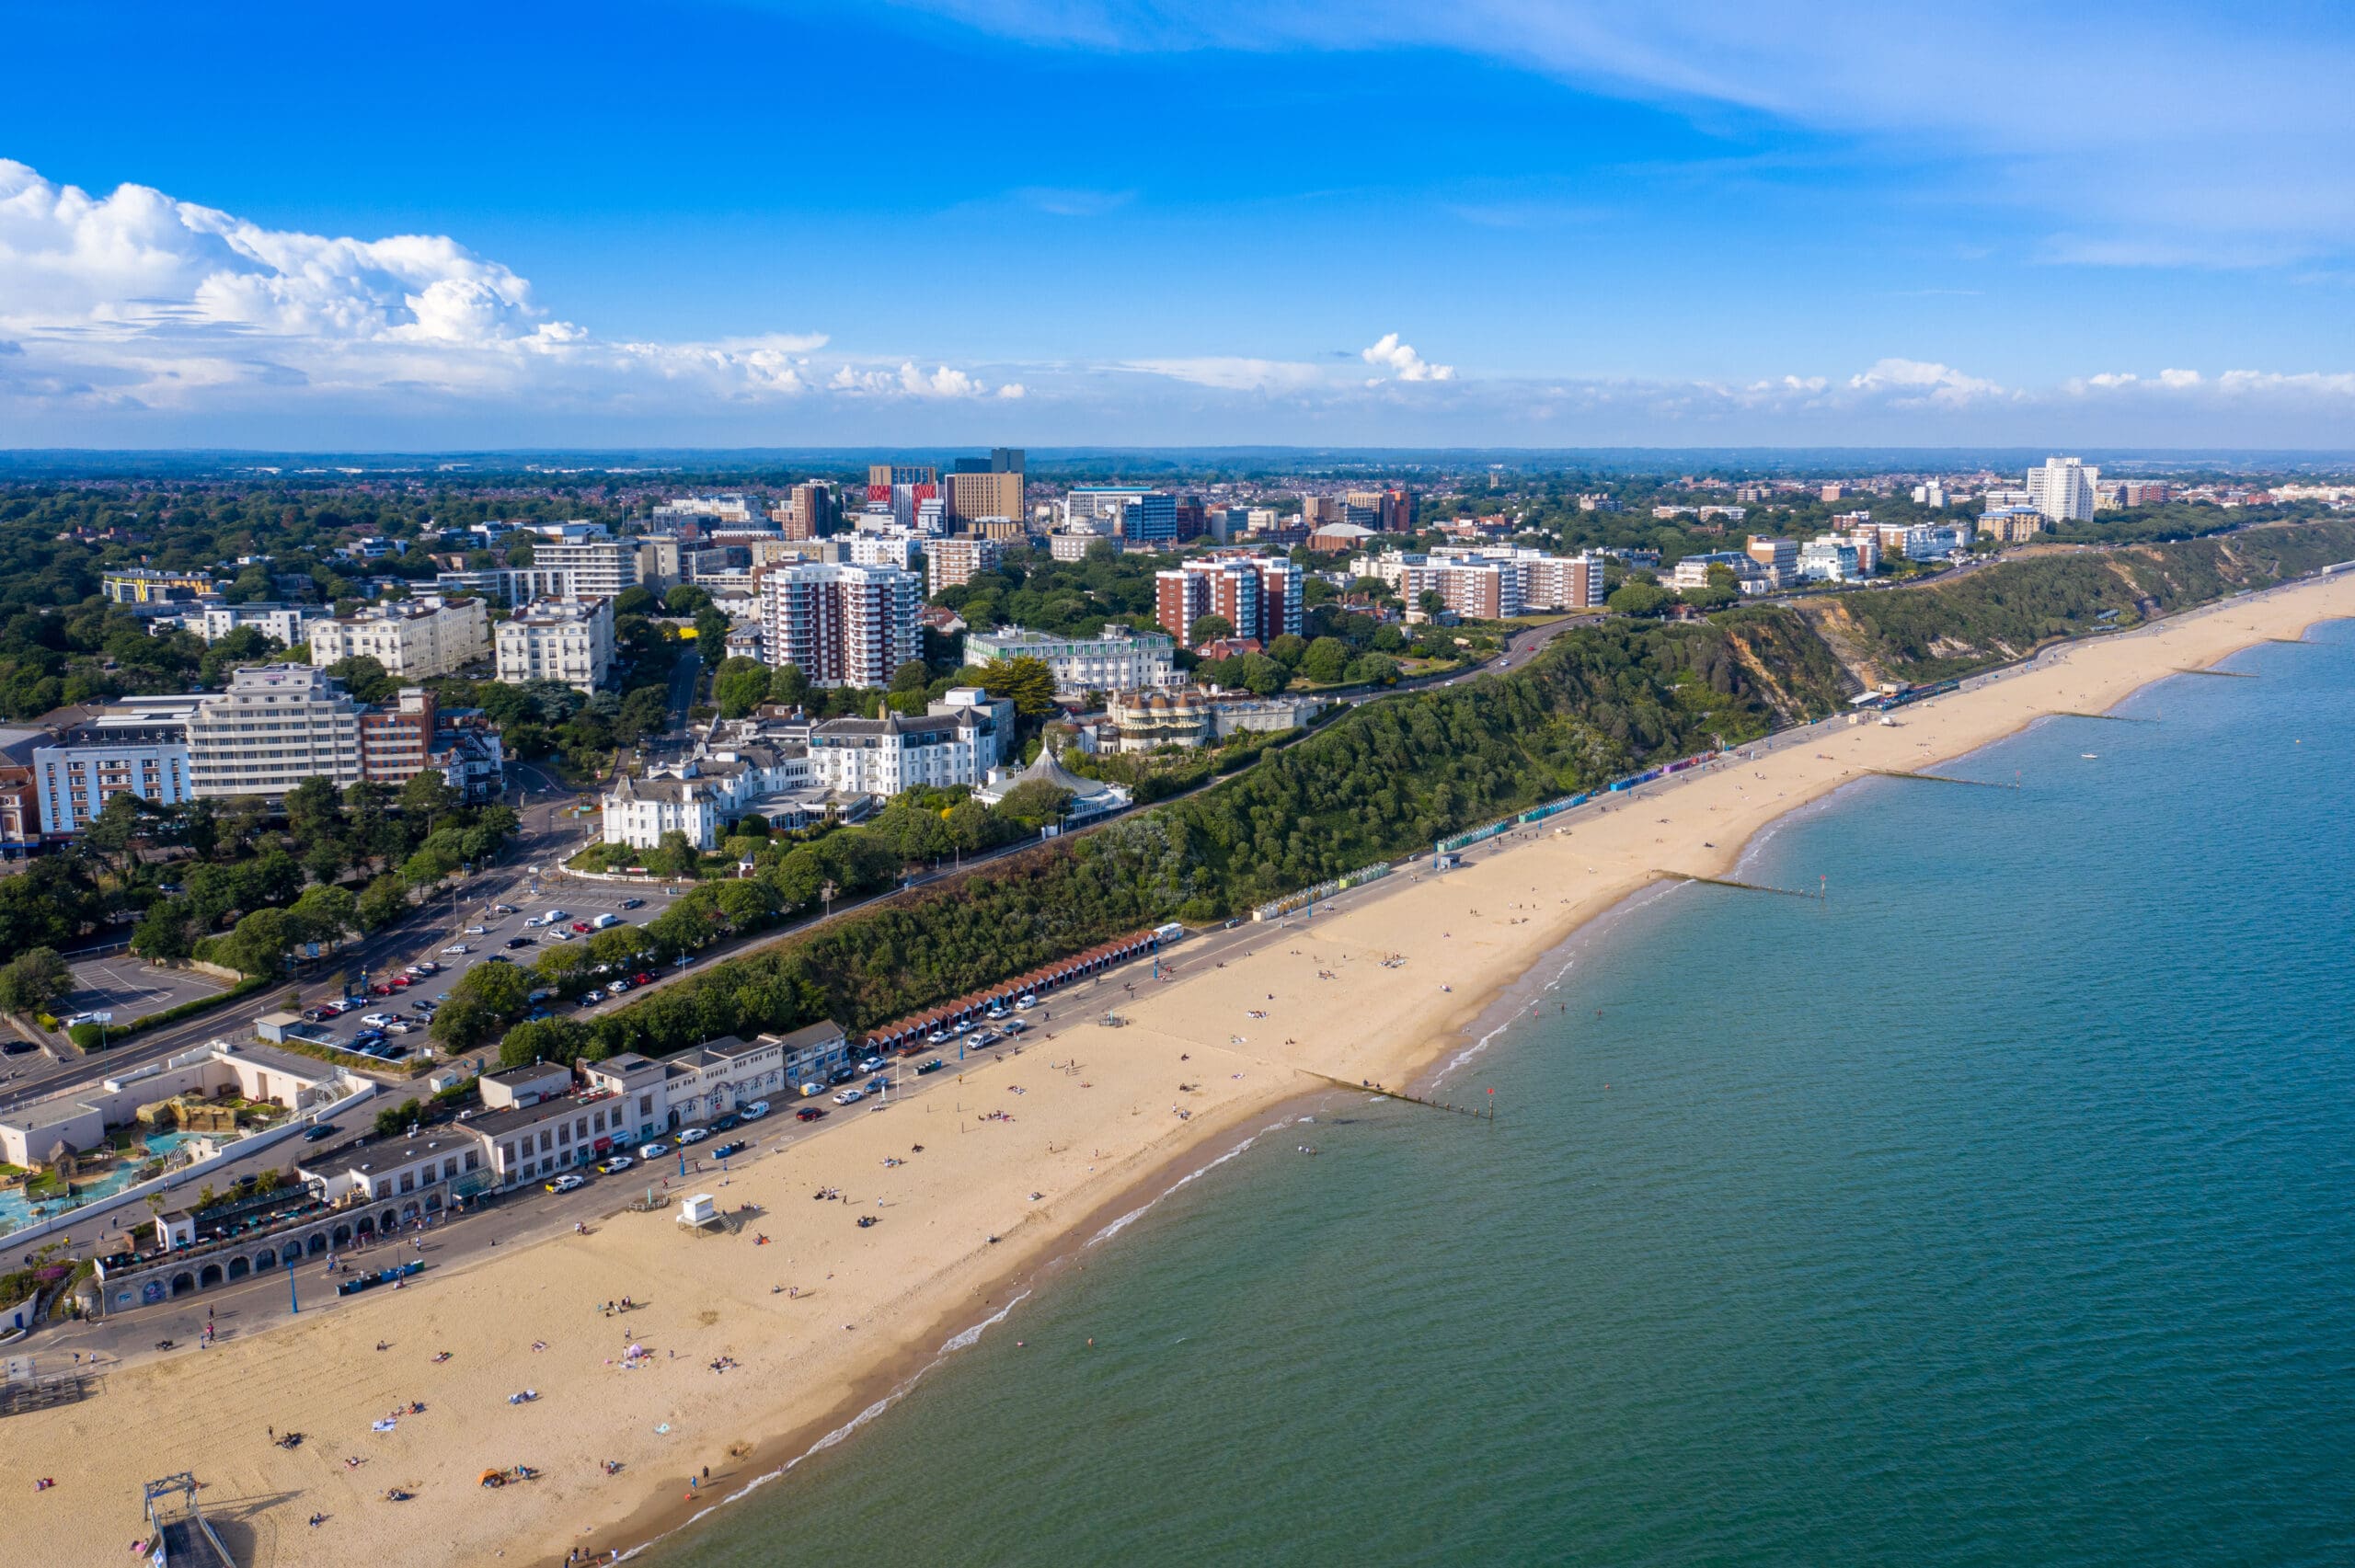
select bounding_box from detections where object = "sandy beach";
[8,573,2350,1568]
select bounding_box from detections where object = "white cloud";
[1361,332,1454,382]
[1844,357,2006,406]
[1119,356,1334,394]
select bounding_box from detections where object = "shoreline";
[6,578,2349,1568]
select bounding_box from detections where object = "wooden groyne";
[1867,770,2021,789]
[2055,710,2158,723]
[1661,872,1825,899]
[1315,1072,1496,1122]
[2172,666,2257,678]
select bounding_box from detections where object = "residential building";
[185,665,365,796]
[2027,457,2099,523]
[1746,536,1799,578]
[1300,496,1347,530]
[1154,553,1301,647]
[191,602,329,647]
[102,568,213,604]
[1798,538,1862,582]
[807,690,1011,796]
[1104,687,1327,751]
[602,774,725,852]
[775,481,837,540]
[307,594,490,679]
[358,688,441,787]
[965,624,1178,697]
[2120,480,2173,508]
[1353,546,1604,612]
[496,597,614,692]
[1912,482,1951,508]
[434,567,577,605]
[1671,551,1767,594]
[530,539,670,600]
[33,710,196,835]
[1979,507,2047,544]
[926,535,1005,596]
[867,464,937,490]
[755,562,923,688]
[1345,487,1417,532]
[846,532,925,572]
[651,494,757,527]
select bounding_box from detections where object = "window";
[398,1173,414,1194]
[557,1123,570,1146]
[465,1150,479,1171]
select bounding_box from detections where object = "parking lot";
[60,953,228,1030]
[293,877,692,1062]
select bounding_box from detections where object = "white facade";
[601,775,721,852]
[194,602,329,647]
[496,596,614,692]
[966,624,1177,697]
[807,691,1009,796]
[308,595,490,679]
[529,539,672,599]
[185,665,365,796]
[2027,458,2099,523]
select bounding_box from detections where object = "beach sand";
[9,574,2350,1568]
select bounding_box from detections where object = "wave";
[1088,1115,1302,1248]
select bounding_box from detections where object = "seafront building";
[754,561,923,687]
[2028,457,2099,523]
[1154,553,1303,647]
[805,689,1012,796]
[1351,546,1607,613]
[190,601,331,647]
[185,665,366,795]
[965,624,1178,697]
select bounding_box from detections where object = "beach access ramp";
[144,1472,236,1567]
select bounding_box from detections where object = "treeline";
[481,611,1847,1068]
[1818,519,2355,681]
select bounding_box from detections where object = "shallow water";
[656,622,2355,1567]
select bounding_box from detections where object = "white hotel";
[965,623,1178,698]
[495,596,614,692]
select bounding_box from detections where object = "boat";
[2081,752,2098,759]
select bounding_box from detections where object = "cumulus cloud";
[1361,332,1455,382]
[0,158,1022,434]
[1844,357,2007,406]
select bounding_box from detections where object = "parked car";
[710,1113,741,1134]
[741,1101,771,1121]
[593,913,623,929]
[1001,1018,1029,1035]
[596,1155,636,1175]
[369,983,394,997]
[303,1123,339,1141]
[442,944,470,956]
[675,1127,709,1145]
[638,1141,669,1159]
[970,1030,998,1047]
[857,1056,885,1074]
[1016,994,1037,1009]
[828,1066,857,1085]
[548,929,576,942]
[926,1031,948,1046]
[506,937,534,948]
[580,989,605,1005]
[484,954,512,965]
[301,1007,328,1024]
[491,903,517,915]
[798,1082,822,1098]
[361,1013,396,1027]
[796,1106,826,1122]
[408,961,440,975]
[631,972,654,986]
[464,925,488,936]
[570,921,593,933]
[832,1088,865,1105]
[541,909,569,923]
[546,1173,587,1194]
[608,979,631,995]
[916,1058,946,1075]
[619,897,645,910]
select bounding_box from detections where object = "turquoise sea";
[656,620,2355,1568]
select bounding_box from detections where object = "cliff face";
[1786,520,2355,685]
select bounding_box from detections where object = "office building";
[926,536,1005,596]
[185,665,366,796]
[867,464,937,490]
[1746,536,1798,578]
[947,468,1023,525]
[306,594,489,680]
[756,561,923,688]
[497,597,615,692]
[2027,457,2099,523]
[966,624,1178,697]
[433,567,576,606]
[1346,487,1418,532]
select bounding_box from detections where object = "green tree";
[1267,633,1308,668]
[713,658,770,719]
[1607,582,1671,617]
[617,685,672,744]
[1189,613,1234,646]
[769,662,811,707]
[398,768,459,827]
[0,948,74,1017]
[1301,636,1351,683]
[665,584,714,616]
[649,830,701,880]
[357,874,409,931]
[977,655,1058,718]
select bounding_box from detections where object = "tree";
[373,1099,422,1139]
[665,583,714,616]
[131,901,195,963]
[769,662,810,708]
[0,948,74,1017]
[994,780,1072,830]
[1301,636,1351,684]
[649,830,701,880]
[695,605,732,662]
[1238,654,1291,696]
[617,685,672,744]
[1607,582,1671,617]
[357,874,409,932]
[1268,633,1308,668]
[1189,613,1234,646]
[977,656,1058,718]
[1418,589,1447,617]
[221,906,293,976]
[890,659,930,694]
[713,658,770,719]
[399,768,459,828]
[614,586,658,618]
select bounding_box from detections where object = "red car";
[369,983,394,997]
[795,1107,826,1122]
[632,972,654,986]
[389,975,412,989]
[571,921,593,933]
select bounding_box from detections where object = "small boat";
[2081,752,2098,759]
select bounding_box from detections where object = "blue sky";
[3,0,2353,448]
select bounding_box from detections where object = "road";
[666,647,704,729]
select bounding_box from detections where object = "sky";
[3,0,2353,450]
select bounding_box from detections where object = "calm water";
[658,622,2355,1568]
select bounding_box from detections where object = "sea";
[653,619,2355,1568]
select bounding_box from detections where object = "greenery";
[0,949,74,1017]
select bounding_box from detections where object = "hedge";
[66,973,275,1052]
